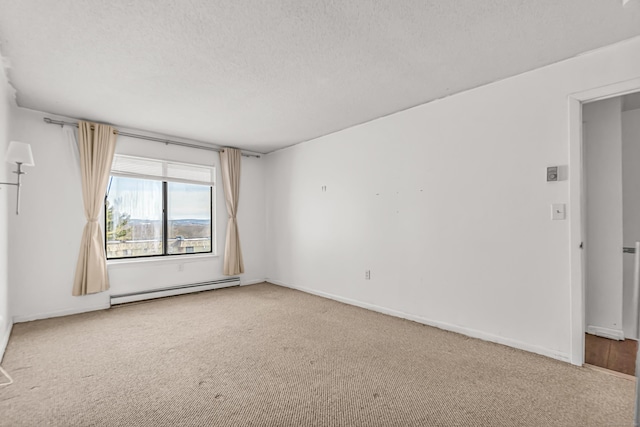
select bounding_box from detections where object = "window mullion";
[210,186,213,255]
[163,181,168,256]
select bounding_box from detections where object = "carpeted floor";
[0,282,634,426]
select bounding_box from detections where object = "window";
[105,155,214,259]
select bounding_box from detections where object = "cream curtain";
[72,121,118,296]
[219,148,244,275]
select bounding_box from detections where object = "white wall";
[265,37,640,362]
[622,107,640,339]
[8,108,266,322]
[0,63,15,359]
[583,98,624,338]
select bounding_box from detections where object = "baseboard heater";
[110,278,240,306]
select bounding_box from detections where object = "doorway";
[581,92,640,376]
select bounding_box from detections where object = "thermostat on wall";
[547,166,558,182]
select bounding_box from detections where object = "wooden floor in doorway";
[585,333,637,376]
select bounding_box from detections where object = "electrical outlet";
[178,263,184,272]
[365,270,371,280]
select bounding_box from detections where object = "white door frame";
[569,77,640,366]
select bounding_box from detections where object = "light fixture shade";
[6,141,35,166]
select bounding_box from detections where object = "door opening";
[581,91,640,376]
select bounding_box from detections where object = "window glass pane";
[106,176,163,258]
[167,182,212,255]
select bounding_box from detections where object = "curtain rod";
[43,118,261,158]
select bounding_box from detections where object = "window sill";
[107,253,218,268]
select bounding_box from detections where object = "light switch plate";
[551,204,566,220]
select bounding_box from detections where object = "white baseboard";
[13,303,111,324]
[0,321,12,364]
[586,325,625,341]
[268,279,570,364]
[12,279,266,322]
[241,279,267,286]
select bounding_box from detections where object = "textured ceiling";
[1,1,640,153]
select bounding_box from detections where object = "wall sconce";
[1,141,35,215]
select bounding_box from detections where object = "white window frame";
[105,154,216,260]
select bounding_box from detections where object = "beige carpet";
[0,283,634,426]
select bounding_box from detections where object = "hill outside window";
[105,154,215,259]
